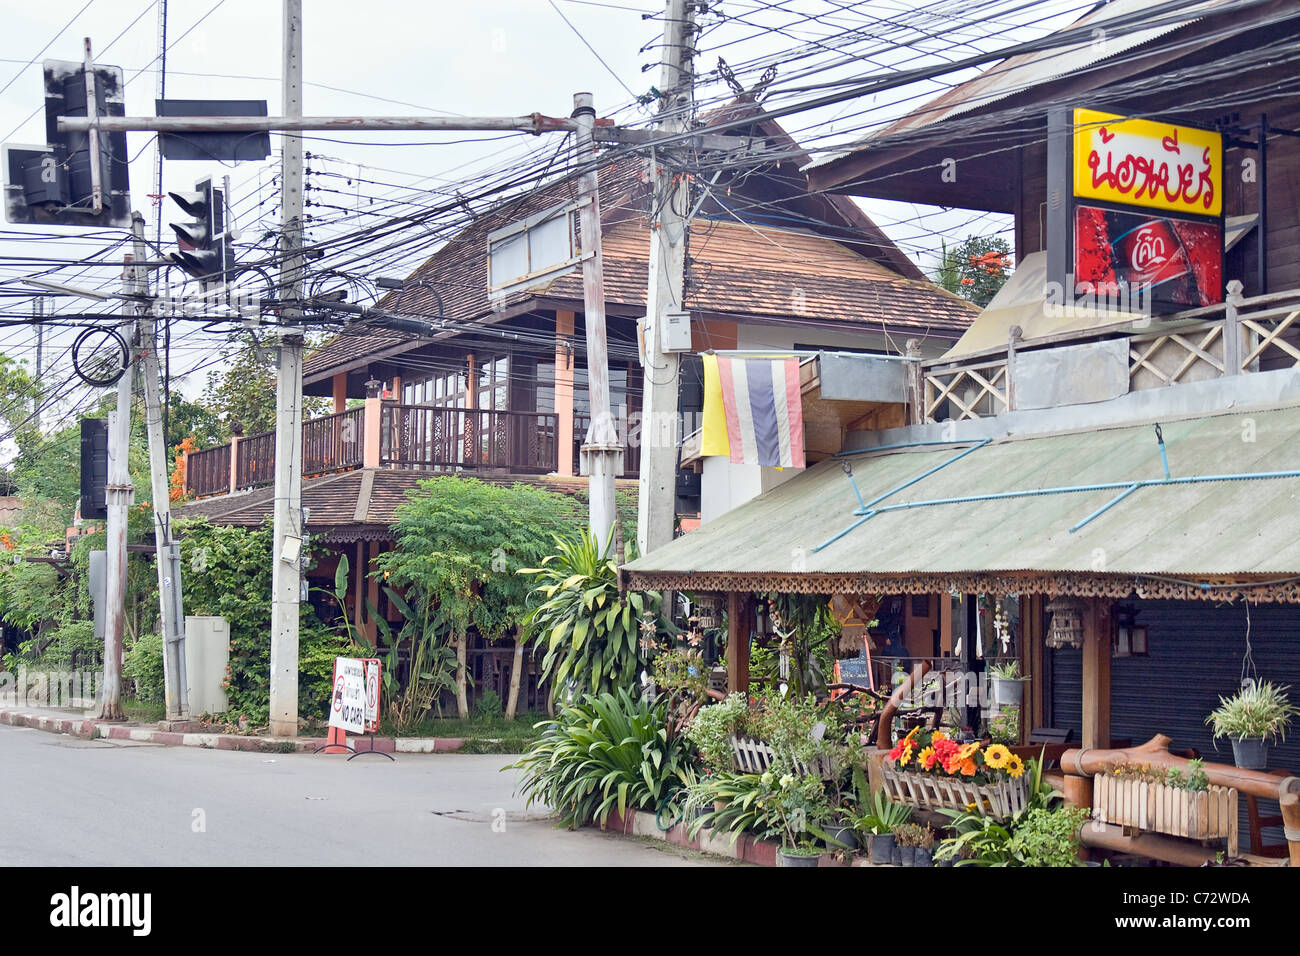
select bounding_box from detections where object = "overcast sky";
[0,0,1087,447]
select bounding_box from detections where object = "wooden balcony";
[183,400,563,498]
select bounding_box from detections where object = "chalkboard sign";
[837,655,873,689]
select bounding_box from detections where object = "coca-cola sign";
[1073,108,1222,218]
[1074,205,1222,309]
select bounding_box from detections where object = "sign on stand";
[361,658,381,734]
[328,657,366,734]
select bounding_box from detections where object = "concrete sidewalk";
[0,704,465,754]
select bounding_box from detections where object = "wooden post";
[331,371,348,412]
[227,435,240,493]
[1021,594,1045,744]
[1281,790,1300,867]
[1006,325,1022,411]
[362,396,382,468]
[1224,279,1244,375]
[555,310,575,477]
[904,339,924,425]
[1081,597,1112,750]
[353,540,365,632]
[726,591,751,695]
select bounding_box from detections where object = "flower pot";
[825,823,857,851]
[714,799,728,814]
[867,833,894,864]
[890,844,903,866]
[1230,737,1270,770]
[897,846,914,867]
[991,677,1024,706]
[779,849,822,868]
[913,847,934,867]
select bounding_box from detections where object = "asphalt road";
[0,723,721,867]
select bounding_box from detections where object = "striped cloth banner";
[702,355,805,468]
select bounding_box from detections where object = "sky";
[0,0,1095,452]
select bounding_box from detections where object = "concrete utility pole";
[33,298,43,433]
[96,255,136,721]
[572,92,624,554]
[132,211,189,721]
[636,0,696,557]
[269,0,305,738]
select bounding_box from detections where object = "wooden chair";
[1245,769,1292,858]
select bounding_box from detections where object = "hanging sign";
[1072,108,1222,217]
[328,657,366,734]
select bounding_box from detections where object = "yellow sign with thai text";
[1073,109,1221,218]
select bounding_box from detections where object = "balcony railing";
[380,404,558,474]
[235,430,276,491]
[186,444,230,498]
[303,407,364,478]
[573,411,641,478]
[919,284,1300,423]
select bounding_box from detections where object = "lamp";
[1045,596,1086,649]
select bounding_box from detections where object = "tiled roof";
[174,468,636,542]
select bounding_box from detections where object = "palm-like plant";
[520,529,656,699]
[510,689,694,828]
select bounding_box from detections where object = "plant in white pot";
[1205,681,1298,770]
[988,660,1028,706]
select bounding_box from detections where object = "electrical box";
[661,311,693,353]
[184,616,229,716]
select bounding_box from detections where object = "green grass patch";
[122,697,165,722]
[379,711,551,752]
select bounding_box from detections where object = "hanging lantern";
[693,593,721,630]
[1045,596,1087,649]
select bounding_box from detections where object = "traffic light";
[2,57,130,227]
[79,418,108,521]
[168,179,232,284]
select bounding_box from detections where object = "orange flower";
[957,758,978,777]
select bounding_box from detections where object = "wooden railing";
[235,430,276,490]
[303,407,364,478]
[918,283,1300,423]
[380,404,559,474]
[186,444,231,498]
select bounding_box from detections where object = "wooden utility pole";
[636,0,696,556]
[269,0,305,737]
[95,259,136,720]
[133,211,190,721]
[571,91,623,553]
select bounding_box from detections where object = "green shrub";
[1007,806,1093,867]
[123,630,165,703]
[510,689,695,828]
[474,688,503,718]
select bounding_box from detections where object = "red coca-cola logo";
[1129,225,1169,272]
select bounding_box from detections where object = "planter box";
[730,735,836,779]
[1092,774,1238,857]
[880,762,1028,820]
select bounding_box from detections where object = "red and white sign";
[328,658,366,734]
[361,658,381,734]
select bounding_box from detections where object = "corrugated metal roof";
[804,0,1225,171]
[623,406,1300,579]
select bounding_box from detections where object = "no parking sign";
[361,658,381,734]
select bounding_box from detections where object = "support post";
[555,310,575,477]
[96,258,136,720]
[904,338,924,425]
[269,0,305,737]
[571,92,623,553]
[1224,279,1244,375]
[1006,325,1022,411]
[636,0,696,558]
[134,212,189,721]
[726,591,751,695]
[1081,597,1112,750]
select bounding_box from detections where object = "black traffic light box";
[80,418,108,521]
[168,179,233,284]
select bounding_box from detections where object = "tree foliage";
[201,333,328,440]
[934,235,1013,308]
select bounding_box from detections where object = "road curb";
[0,708,465,754]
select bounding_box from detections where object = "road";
[0,723,722,866]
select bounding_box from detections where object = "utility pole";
[269,0,304,738]
[133,211,189,722]
[636,0,696,557]
[572,92,624,555]
[96,254,136,721]
[33,298,43,433]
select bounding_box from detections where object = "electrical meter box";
[661,311,693,353]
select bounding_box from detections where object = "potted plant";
[853,790,912,864]
[893,822,925,866]
[988,660,1027,706]
[1205,681,1298,770]
[769,773,832,867]
[1006,806,1092,867]
[912,826,936,867]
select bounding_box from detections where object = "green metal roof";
[625,407,1300,582]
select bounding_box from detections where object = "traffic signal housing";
[168,179,232,284]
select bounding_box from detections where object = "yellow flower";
[897,742,915,767]
[956,742,980,762]
[931,730,947,742]
[1006,754,1026,778]
[965,802,978,812]
[984,744,1011,769]
[919,745,937,770]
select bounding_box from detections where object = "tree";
[934,235,1013,308]
[376,477,583,718]
[201,334,328,440]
